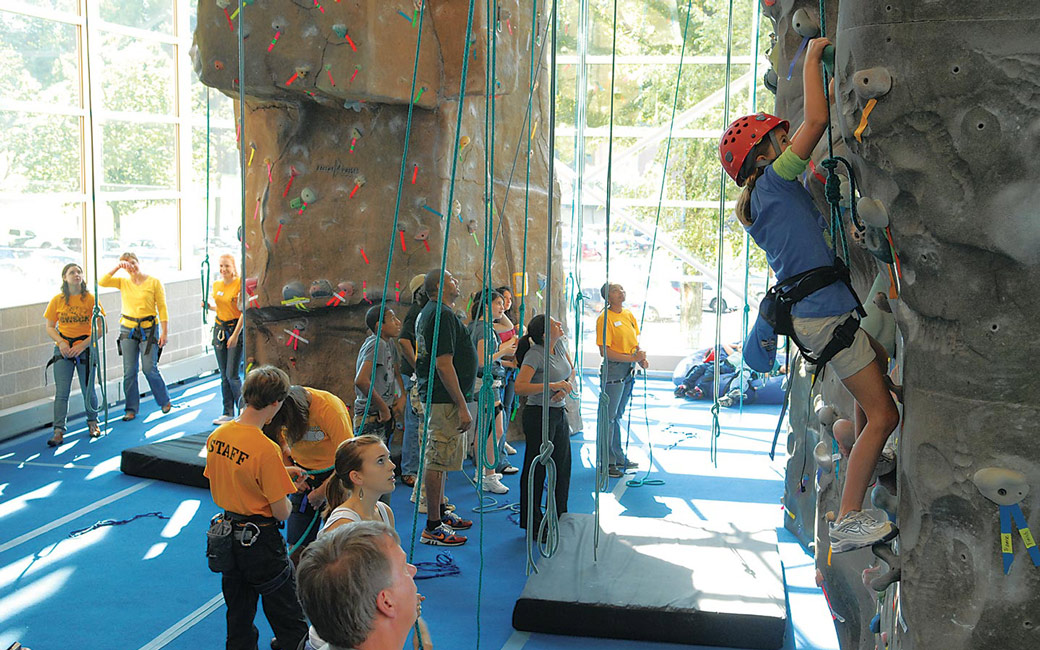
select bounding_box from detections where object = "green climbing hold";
[822,44,835,77]
[332,24,347,39]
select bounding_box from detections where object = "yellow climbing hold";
[854,98,878,143]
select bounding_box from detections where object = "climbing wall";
[762,1,1040,649]
[192,0,559,397]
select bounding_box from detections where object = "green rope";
[711,0,737,468]
[81,0,108,433]
[739,0,763,415]
[624,0,696,490]
[201,87,211,326]
[593,0,620,560]
[408,0,480,565]
[236,0,248,370]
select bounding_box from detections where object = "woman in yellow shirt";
[204,253,244,425]
[263,385,354,562]
[43,263,104,446]
[99,252,171,420]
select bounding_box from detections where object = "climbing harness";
[116,315,161,360]
[213,317,239,347]
[759,259,866,373]
[43,333,91,384]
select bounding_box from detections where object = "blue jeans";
[119,324,170,414]
[401,374,420,476]
[214,339,243,416]
[51,347,99,431]
[602,374,635,465]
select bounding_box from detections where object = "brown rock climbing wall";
[191,0,558,398]
[765,1,1040,649]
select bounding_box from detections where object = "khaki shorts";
[423,403,470,472]
[791,312,875,380]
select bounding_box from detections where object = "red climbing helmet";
[719,113,790,185]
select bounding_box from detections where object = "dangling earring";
[358,486,365,500]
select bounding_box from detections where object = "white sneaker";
[212,415,233,425]
[504,441,517,455]
[482,474,509,494]
[829,510,897,553]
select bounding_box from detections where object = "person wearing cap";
[396,273,428,487]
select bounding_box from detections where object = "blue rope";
[415,553,461,580]
[69,512,168,538]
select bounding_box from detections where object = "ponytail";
[322,434,385,519]
[735,136,778,227]
[516,314,546,366]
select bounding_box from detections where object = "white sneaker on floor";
[829,510,897,553]
[212,415,234,425]
[482,474,509,494]
[504,441,517,455]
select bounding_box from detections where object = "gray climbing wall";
[191,0,559,398]
[763,1,1040,649]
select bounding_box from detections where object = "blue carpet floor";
[0,373,838,650]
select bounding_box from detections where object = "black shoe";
[622,459,639,469]
[607,465,624,478]
[270,638,280,650]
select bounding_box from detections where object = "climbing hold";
[816,403,838,427]
[763,68,778,94]
[274,219,286,243]
[869,614,881,634]
[216,0,230,8]
[214,60,224,71]
[283,166,299,197]
[869,543,902,590]
[289,197,304,210]
[857,197,889,228]
[344,100,363,112]
[309,280,333,299]
[301,187,317,204]
[459,135,471,150]
[974,468,1029,507]
[415,229,431,253]
[852,67,892,101]
[337,281,356,298]
[350,128,362,152]
[865,227,894,264]
[331,23,347,39]
[452,199,462,221]
[871,484,898,517]
[791,9,820,38]
[466,219,478,234]
[854,98,878,143]
[282,282,308,303]
[814,440,838,472]
[349,175,366,198]
[832,418,855,457]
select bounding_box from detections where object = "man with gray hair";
[296,522,429,650]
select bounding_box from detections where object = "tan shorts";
[791,312,875,380]
[423,403,469,472]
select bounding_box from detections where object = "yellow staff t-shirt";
[99,273,168,328]
[205,421,296,517]
[595,308,640,354]
[282,388,354,471]
[213,278,242,323]
[43,293,104,340]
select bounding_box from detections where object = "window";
[0,0,240,308]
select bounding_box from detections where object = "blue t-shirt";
[747,165,858,318]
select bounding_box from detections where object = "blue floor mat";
[0,373,838,650]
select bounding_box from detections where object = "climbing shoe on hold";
[829,509,898,553]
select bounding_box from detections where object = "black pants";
[222,524,308,650]
[519,405,572,531]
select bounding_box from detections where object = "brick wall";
[0,276,211,412]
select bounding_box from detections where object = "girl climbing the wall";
[719,37,900,553]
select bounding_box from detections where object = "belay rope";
[201,87,212,326]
